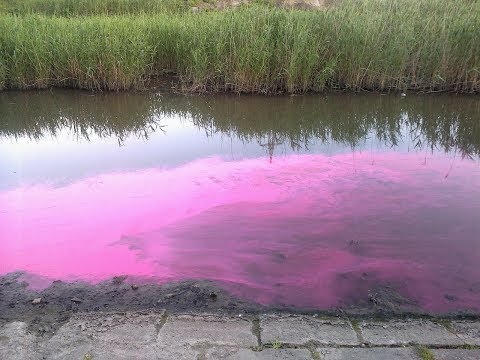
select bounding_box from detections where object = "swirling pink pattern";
[1,152,479,312]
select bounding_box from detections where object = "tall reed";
[0,0,192,15]
[0,0,478,92]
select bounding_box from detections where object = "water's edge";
[2,272,479,337]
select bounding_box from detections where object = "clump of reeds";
[0,0,191,16]
[0,0,478,93]
[0,15,156,90]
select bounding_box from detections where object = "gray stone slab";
[261,316,358,345]
[433,349,480,360]
[155,346,200,360]
[0,322,40,360]
[157,314,257,347]
[207,348,312,359]
[317,347,418,360]
[360,320,463,346]
[452,321,480,346]
[43,312,161,360]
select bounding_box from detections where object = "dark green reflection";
[1,91,479,157]
[159,94,480,159]
[0,91,165,143]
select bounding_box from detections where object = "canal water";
[1,91,479,313]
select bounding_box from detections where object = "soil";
[1,272,478,337]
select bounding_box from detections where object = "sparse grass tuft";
[350,319,361,333]
[436,319,453,332]
[415,346,435,360]
[271,339,283,349]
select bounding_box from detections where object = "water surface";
[1,91,479,313]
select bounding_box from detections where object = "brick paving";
[0,313,479,359]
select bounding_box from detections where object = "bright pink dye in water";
[1,152,480,312]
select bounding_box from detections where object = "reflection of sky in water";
[0,112,455,190]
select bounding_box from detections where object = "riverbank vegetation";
[0,0,478,93]
[0,0,305,15]
[0,0,195,15]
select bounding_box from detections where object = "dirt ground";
[2,272,478,338]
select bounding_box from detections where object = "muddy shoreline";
[1,272,479,337]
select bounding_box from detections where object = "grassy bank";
[0,0,479,93]
[2,0,280,15]
[0,0,200,15]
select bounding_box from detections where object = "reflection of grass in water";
[1,92,479,159]
[164,95,480,158]
[0,92,165,142]
[0,0,478,92]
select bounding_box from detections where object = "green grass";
[271,339,283,349]
[350,319,361,333]
[0,0,277,15]
[0,0,479,93]
[436,319,453,332]
[415,346,435,360]
[0,0,209,16]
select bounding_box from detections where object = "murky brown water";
[1,91,479,313]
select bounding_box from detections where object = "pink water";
[1,151,480,312]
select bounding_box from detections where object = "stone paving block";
[206,348,312,359]
[43,312,161,360]
[433,349,480,360]
[156,345,200,360]
[451,321,480,345]
[317,347,418,360]
[0,322,40,360]
[157,314,257,347]
[360,320,463,346]
[261,316,358,345]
